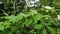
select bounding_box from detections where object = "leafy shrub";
[0,0,60,34]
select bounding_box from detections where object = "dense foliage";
[0,0,60,34]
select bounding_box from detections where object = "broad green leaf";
[42,29,47,34]
[4,21,11,29]
[24,19,33,27]
[0,26,4,31]
[34,24,43,30]
[33,13,42,24]
[0,22,4,25]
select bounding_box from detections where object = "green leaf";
[33,13,42,24]
[42,29,47,34]
[0,22,4,31]
[34,24,43,30]
[1,14,24,23]
[4,21,11,29]
[0,26,4,31]
[29,29,36,34]
[47,26,56,34]
[0,22,3,25]
[57,28,60,34]
[24,19,33,27]
[48,19,56,25]
[2,15,17,23]
[6,31,12,34]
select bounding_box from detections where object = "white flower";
[30,1,36,3]
[25,0,40,7]
[0,2,2,4]
[28,4,34,7]
[26,1,35,7]
[57,15,60,20]
[44,6,52,9]
[34,0,39,2]
[26,2,34,7]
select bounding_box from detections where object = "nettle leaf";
[0,22,4,31]
[42,29,47,34]
[33,13,42,24]
[47,26,56,34]
[24,19,33,27]
[34,24,43,30]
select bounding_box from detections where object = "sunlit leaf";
[33,13,42,24]
[24,19,33,27]
[0,22,4,31]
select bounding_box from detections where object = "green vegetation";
[0,0,60,34]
